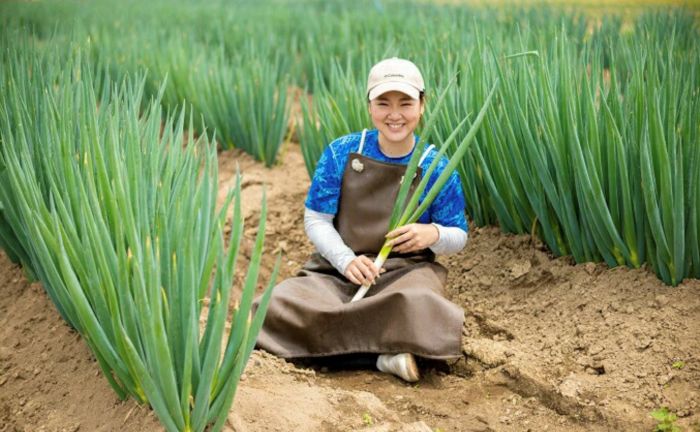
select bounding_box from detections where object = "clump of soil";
[1,144,698,432]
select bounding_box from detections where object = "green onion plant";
[0,43,278,431]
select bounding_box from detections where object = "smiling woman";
[253,57,470,383]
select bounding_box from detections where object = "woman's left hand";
[385,223,439,254]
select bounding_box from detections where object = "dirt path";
[1,143,699,432]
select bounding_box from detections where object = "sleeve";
[305,143,343,215]
[429,223,468,255]
[304,207,356,275]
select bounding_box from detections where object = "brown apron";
[254,130,464,360]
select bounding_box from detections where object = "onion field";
[0,1,698,431]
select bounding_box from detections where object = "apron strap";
[399,143,433,186]
[418,144,434,167]
[357,128,368,155]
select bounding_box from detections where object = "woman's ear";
[419,100,425,116]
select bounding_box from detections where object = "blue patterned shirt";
[305,129,467,231]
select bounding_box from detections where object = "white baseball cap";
[366,57,425,101]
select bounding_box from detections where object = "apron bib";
[254,129,464,360]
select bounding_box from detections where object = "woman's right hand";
[344,255,385,286]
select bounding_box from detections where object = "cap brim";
[368,81,421,101]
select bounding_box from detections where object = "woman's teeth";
[388,124,404,130]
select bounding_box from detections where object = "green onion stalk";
[351,79,499,302]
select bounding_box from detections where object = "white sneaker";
[376,353,420,382]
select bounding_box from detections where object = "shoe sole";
[402,354,420,382]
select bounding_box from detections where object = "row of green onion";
[0,42,277,431]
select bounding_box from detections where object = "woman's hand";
[385,223,439,254]
[345,255,385,286]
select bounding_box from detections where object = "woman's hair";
[418,91,426,127]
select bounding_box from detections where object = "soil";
[1,143,699,432]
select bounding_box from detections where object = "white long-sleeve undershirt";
[303,207,468,275]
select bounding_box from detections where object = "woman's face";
[368,91,424,146]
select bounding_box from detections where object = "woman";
[254,57,467,382]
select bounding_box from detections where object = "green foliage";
[650,407,681,432]
[298,57,371,177]
[197,44,291,166]
[0,42,278,432]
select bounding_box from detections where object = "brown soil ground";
[1,143,699,432]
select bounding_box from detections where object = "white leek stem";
[350,242,392,302]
